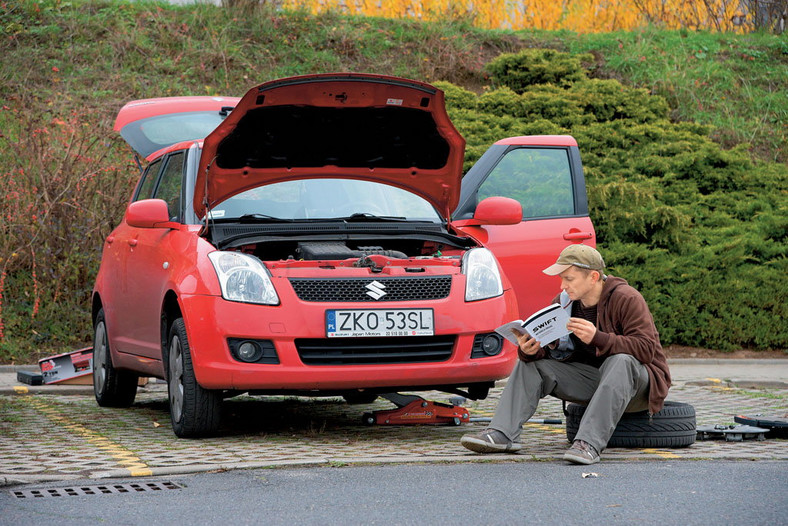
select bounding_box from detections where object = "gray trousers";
[489,354,650,453]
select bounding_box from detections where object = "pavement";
[1,359,786,487]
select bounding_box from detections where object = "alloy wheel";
[93,321,108,394]
[168,335,185,423]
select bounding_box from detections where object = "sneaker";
[460,429,522,453]
[563,439,600,465]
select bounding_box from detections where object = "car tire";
[566,401,696,448]
[167,318,221,438]
[93,309,138,407]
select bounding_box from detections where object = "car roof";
[494,135,578,147]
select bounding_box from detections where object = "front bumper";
[179,290,518,392]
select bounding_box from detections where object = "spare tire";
[566,401,696,448]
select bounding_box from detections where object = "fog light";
[228,338,280,364]
[481,334,502,356]
[237,341,261,362]
[471,333,503,359]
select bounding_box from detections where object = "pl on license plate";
[326,309,434,338]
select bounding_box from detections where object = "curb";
[1,474,84,487]
[0,385,96,396]
[0,365,40,372]
[6,450,787,487]
[666,359,788,365]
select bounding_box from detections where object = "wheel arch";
[91,292,104,326]
[160,290,183,358]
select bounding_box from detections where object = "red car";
[92,73,595,437]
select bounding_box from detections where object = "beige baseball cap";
[543,244,605,276]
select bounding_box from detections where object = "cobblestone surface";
[1,380,786,484]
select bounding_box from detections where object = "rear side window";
[478,148,575,219]
[153,152,185,221]
[119,111,226,159]
[134,159,162,202]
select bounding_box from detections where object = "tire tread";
[169,318,221,438]
[94,309,138,408]
[566,401,696,448]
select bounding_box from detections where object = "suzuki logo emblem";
[365,280,387,300]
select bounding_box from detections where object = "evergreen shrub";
[486,48,592,91]
[451,49,788,351]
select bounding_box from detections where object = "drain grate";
[11,481,183,499]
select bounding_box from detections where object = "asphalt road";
[2,461,786,525]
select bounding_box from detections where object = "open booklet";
[495,303,572,346]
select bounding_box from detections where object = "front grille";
[289,276,452,302]
[296,335,455,365]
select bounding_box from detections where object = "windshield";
[207,178,442,222]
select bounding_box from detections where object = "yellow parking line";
[525,423,566,434]
[641,448,681,459]
[22,397,153,476]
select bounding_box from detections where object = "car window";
[477,148,575,219]
[209,178,441,221]
[153,152,185,221]
[119,111,227,159]
[134,159,162,202]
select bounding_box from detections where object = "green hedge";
[440,48,788,350]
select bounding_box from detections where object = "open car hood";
[195,73,465,220]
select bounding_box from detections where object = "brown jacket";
[590,276,671,414]
[523,276,671,414]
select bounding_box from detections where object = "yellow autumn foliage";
[280,0,754,33]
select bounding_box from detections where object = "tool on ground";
[696,424,769,442]
[450,397,562,425]
[362,393,470,426]
[468,417,563,424]
[38,348,94,385]
[734,414,788,439]
[16,370,44,386]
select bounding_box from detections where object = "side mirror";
[125,199,175,229]
[472,196,522,225]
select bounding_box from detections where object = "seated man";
[461,244,671,465]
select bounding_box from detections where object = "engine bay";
[238,239,464,263]
[206,221,477,262]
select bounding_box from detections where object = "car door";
[103,158,162,356]
[453,136,596,319]
[117,151,187,359]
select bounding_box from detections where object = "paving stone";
[1,382,786,483]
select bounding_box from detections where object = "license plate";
[326,309,434,338]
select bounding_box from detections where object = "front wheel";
[93,308,138,407]
[167,318,221,438]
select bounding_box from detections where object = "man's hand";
[567,317,596,344]
[514,330,540,361]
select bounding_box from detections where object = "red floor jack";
[362,393,471,426]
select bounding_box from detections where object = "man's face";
[558,266,597,302]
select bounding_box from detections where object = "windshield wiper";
[235,213,295,223]
[341,213,408,222]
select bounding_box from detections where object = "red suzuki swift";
[93,73,594,437]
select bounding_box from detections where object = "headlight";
[462,248,503,302]
[208,251,279,305]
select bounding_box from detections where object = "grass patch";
[562,28,788,162]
